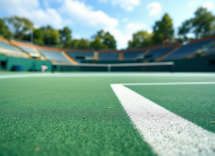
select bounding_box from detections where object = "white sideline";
[111,84,215,156]
[121,82,215,85]
[1,73,215,79]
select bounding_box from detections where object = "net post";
[108,64,111,72]
[52,65,55,73]
[171,62,175,73]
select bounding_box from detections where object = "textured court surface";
[0,73,215,156]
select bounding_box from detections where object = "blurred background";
[0,0,215,72]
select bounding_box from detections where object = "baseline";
[111,83,215,156]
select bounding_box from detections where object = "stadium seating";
[98,52,119,60]
[18,46,40,57]
[123,51,145,60]
[206,47,215,55]
[164,38,215,60]
[203,43,215,51]
[39,49,70,63]
[0,41,21,52]
[66,52,94,62]
[0,41,27,57]
[146,47,174,60]
[18,46,36,54]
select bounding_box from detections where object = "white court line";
[111,83,215,156]
[121,82,215,85]
[1,73,215,79]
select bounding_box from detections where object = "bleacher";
[123,51,145,60]
[164,38,215,60]
[39,49,70,63]
[18,46,40,57]
[206,46,215,55]
[146,47,174,60]
[66,52,94,62]
[98,52,119,60]
[0,41,27,57]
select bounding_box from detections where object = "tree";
[178,7,215,40]
[178,19,193,41]
[33,29,44,44]
[128,31,153,49]
[59,27,72,47]
[40,25,59,45]
[0,18,12,38]
[152,13,174,44]
[78,39,91,49]
[21,28,44,44]
[65,38,91,49]
[103,32,117,49]
[192,7,215,38]
[92,30,117,49]
[66,39,79,49]
[90,37,108,50]
[5,16,33,39]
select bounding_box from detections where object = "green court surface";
[0,73,215,156]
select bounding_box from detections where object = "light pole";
[31,28,33,43]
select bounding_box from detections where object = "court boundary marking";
[110,82,215,156]
[1,73,215,79]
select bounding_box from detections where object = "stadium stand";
[164,38,215,60]
[18,46,40,57]
[66,52,94,62]
[1,35,215,72]
[204,43,215,51]
[123,51,145,60]
[0,40,27,58]
[98,52,119,60]
[206,47,215,55]
[0,41,21,52]
[145,47,174,61]
[38,49,70,63]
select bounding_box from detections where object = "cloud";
[146,2,162,16]
[125,22,146,33]
[59,0,145,49]
[203,2,214,10]
[0,0,64,28]
[188,2,196,8]
[122,17,129,22]
[106,22,146,49]
[0,0,145,49]
[98,0,108,3]
[99,0,140,11]
[59,0,118,29]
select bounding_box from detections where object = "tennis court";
[0,73,215,156]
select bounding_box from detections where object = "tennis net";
[52,62,175,72]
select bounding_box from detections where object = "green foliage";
[90,37,108,50]
[66,39,79,48]
[33,29,44,44]
[78,39,91,49]
[40,25,59,45]
[193,7,215,38]
[21,29,44,45]
[178,7,215,40]
[128,31,153,49]
[5,16,33,39]
[103,32,117,49]
[0,18,12,39]
[65,38,91,49]
[92,30,116,49]
[59,27,72,46]
[152,13,174,44]
[178,19,193,40]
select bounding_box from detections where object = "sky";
[0,0,214,49]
